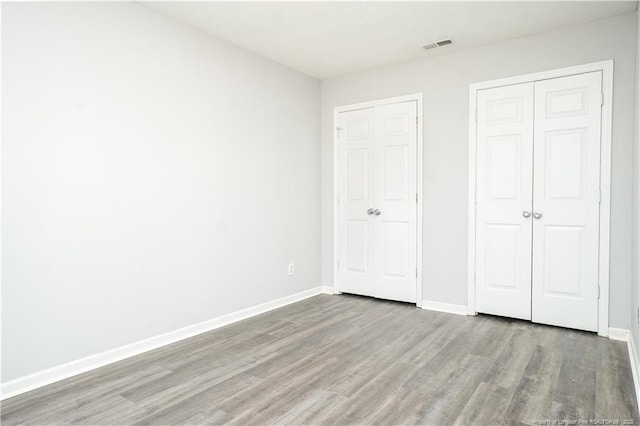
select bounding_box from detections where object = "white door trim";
[333,93,424,306]
[467,60,613,336]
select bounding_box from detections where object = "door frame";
[333,93,424,306]
[467,60,614,336]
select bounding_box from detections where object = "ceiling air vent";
[422,39,452,50]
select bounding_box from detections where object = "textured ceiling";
[141,1,638,79]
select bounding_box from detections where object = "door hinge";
[474,109,478,122]
[598,190,602,204]
[415,116,419,129]
[336,126,343,138]
[600,92,604,107]
[337,259,340,270]
[597,286,600,299]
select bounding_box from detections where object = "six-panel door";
[474,71,603,332]
[475,83,534,320]
[374,102,418,303]
[337,101,418,303]
[337,107,376,297]
[531,72,602,332]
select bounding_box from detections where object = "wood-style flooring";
[2,294,638,425]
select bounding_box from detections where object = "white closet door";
[337,108,376,297]
[475,83,534,320]
[373,101,418,303]
[531,72,602,331]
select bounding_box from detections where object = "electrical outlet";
[288,263,295,276]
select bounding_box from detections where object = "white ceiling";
[142,1,637,80]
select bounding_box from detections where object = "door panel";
[485,224,521,291]
[337,108,375,296]
[374,101,418,303]
[542,226,584,297]
[475,83,534,320]
[382,221,409,278]
[345,220,369,273]
[545,130,587,199]
[346,149,369,200]
[531,72,602,332]
[382,146,409,201]
[486,135,522,199]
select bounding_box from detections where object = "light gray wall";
[632,6,640,347]
[321,13,637,329]
[2,2,321,382]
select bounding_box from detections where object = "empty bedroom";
[2,0,640,424]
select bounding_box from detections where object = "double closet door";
[475,71,603,332]
[476,71,602,331]
[336,101,418,303]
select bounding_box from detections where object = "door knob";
[373,209,381,216]
[522,210,532,218]
[532,212,543,219]
[367,208,375,215]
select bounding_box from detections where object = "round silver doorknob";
[373,209,381,216]
[522,210,532,218]
[532,212,543,219]
[367,208,375,215]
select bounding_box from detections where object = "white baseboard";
[605,327,640,413]
[421,299,468,316]
[1,286,325,400]
[608,327,630,341]
[627,331,640,414]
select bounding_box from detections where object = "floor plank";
[2,294,637,425]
